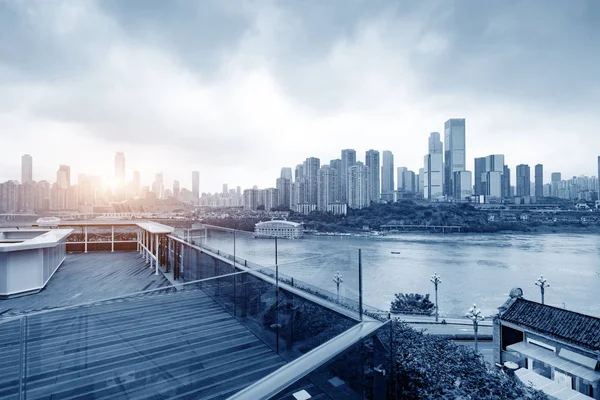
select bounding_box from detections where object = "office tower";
[21,154,33,184]
[479,155,505,199]
[403,170,416,193]
[418,168,425,196]
[347,162,368,209]
[516,164,531,197]
[551,172,561,197]
[115,152,125,185]
[153,173,164,199]
[330,159,342,202]
[535,164,544,197]
[381,151,394,202]
[502,165,511,198]
[423,132,444,201]
[192,171,200,199]
[454,171,473,200]
[276,177,291,208]
[303,157,320,204]
[173,180,181,200]
[597,156,600,185]
[57,165,70,189]
[317,165,337,211]
[365,150,380,204]
[428,132,443,154]
[444,119,466,198]
[397,167,407,191]
[222,184,228,195]
[340,149,356,203]
[295,164,304,181]
[474,157,486,196]
[280,167,292,180]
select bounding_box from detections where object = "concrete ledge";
[433,334,493,341]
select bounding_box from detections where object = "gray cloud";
[1,0,599,190]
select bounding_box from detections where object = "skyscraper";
[502,165,511,198]
[276,177,291,208]
[454,171,473,200]
[280,167,292,180]
[424,132,444,201]
[516,164,531,197]
[397,167,407,191]
[551,172,561,197]
[347,162,368,209]
[115,152,125,185]
[21,154,32,184]
[535,164,544,198]
[444,119,466,198]
[330,159,342,203]
[303,157,320,204]
[57,165,70,189]
[222,184,228,195]
[153,173,164,199]
[479,155,505,200]
[365,150,380,204]
[192,171,200,199]
[597,156,599,185]
[173,180,181,200]
[381,151,394,202]
[317,165,336,211]
[340,149,356,203]
[474,157,486,196]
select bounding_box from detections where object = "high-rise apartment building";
[340,149,356,203]
[597,156,600,185]
[21,154,32,184]
[192,171,200,199]
[418,168,425,197]
[479,155,505,200]
[403,170,416,193]
[222,184,228,195]
[153,173,164,199]
[535,164,544,198]
[516,164,531,197]
[280,167,292,180]
[474,157,486,196]
[317,165,337,211]
[423,132,444,201]
[330,159,342,203]
[396,167,407,191]
[444,119,466,198]
[381,151,394,202]
[303,157,320,205]
[365,150,380,204]
[347,162,368,209]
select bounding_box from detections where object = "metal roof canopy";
[136,221,174,234]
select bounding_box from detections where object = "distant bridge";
[380,224,463,233]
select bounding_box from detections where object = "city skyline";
[1,1,600,191]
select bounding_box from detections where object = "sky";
[1,0,599,193]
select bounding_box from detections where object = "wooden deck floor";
[0,251,170,316]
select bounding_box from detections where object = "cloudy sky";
[1,0,599,192]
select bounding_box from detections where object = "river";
[204,231,600,318]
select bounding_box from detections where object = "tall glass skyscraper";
[424,132,444,200]
[444,119,466,198]
[535,164,544,198]
[516,164,531,197]
[381,151,394,202]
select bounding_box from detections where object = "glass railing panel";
[0,316,23,400]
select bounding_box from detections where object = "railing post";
[19,315,28,400]
[155,233,159,275]
[111,225,115,252]
[275,236,279,354]
[84,226,88,253]
[359,248,363,321]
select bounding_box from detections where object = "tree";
[388,322,548,399]
[390,293,435,315]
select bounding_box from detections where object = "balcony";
[0,221,393,399]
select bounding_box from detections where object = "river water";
[205,232,600,318]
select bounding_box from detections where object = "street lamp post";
[466,304,485,353]
[333,271,343,301]
[535,275,549,305]
[430,272,442,322]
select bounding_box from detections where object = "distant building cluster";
[238,119,600,215]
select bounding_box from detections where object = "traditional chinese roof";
[501,298,600,351]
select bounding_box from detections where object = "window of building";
[501,325,524,350]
